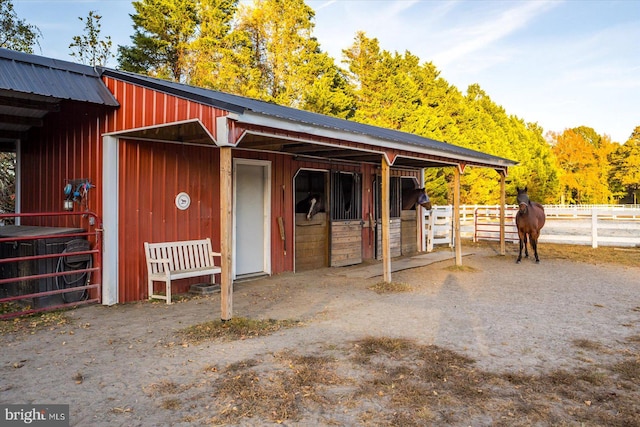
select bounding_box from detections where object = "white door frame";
[232,158,271,278]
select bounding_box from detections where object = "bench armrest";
[147,257,172,271]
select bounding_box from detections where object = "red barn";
[0,49,515,318]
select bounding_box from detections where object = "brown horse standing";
[515,187,546,263]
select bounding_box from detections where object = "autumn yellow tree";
[550,127,614,204]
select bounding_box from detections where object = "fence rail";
[423,205,640,251]
[0,212,103,319]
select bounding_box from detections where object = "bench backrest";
[144,238,215,274]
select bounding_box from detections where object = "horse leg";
[523,234,529,258]
[531,231,540,263]
[516,231,525,263]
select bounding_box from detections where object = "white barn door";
[233,159,271,278]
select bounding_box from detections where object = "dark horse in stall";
[296,193,325,220]
[402,187,432,210]
[515,187,546,263]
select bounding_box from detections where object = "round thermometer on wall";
[175,192,191,210]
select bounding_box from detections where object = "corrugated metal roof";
[100,68,516,168]
[0,48,118,106]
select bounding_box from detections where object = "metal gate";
[0,212,102,319]
[330,171,363,267]
[474,206,519,243]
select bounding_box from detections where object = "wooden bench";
[144,238,221,304]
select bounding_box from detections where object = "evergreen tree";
[343,32,559,204]
[610,126,640,204]
[118,0,198,81]
[187,0,249,92]
[235,0,352,116]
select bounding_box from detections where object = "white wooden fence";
[423,205,640,251]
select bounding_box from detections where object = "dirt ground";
[1,242,639,426]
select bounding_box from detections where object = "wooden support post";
[381,156,392,283]
[453,166,462,266]
[219,146,233,321]
[417,168,425,251]
[499,170,506,256]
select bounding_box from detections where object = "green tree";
[343,34,558,205]
[610,126,640,204]
[187,0,250,92]
[118,0,198,81]
[0,0,41,53]
[69,11,113,66]
[234,0,353,116]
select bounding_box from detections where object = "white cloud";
[432,1,559,68]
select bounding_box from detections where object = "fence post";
[591,208,598,248]
[427,212,434,252]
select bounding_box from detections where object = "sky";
[11,0,640,144]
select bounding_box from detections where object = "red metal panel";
[21,101,107,231]
[119,140,221,301]
[102,76,222,138]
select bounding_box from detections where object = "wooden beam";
[499,170,506,256]
[0,95,60,112]
[0,114,43,127]
[219,146,233,321]
[453,166,462,266]
[381,156,392,283]
[417,168,425,251]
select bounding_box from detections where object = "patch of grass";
[152,335,640,426]
[0,307,70,336]
[368,281,412,294]
[143,380,183,397]
[626,334,640,343]
[161,398,181,410]
[612,358,640,381]
[542,243,640,267]
[350,337,491,426]
[208,352,344,425]
[468,240,640,267]
[572,338,606,352]
[353,336,413,358]
[443,264,478,272]
[176,317,302,344]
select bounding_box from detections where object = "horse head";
[516,187,530,214]
[417,190,432,210]
[306,194,323,220]
[402,187,431,210]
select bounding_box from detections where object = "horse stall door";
[400,177,420,255]
[375,176,402,259]
[294,170,328,271]
[330,171,363,267]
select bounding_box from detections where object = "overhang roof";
[0,48,515,171]
[0,48,119,148]
[100,68,517,170]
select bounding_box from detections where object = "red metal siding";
[21,101,106,230]
[119,140,220,302]
[101,76,229,302]
[101,77,221,134]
